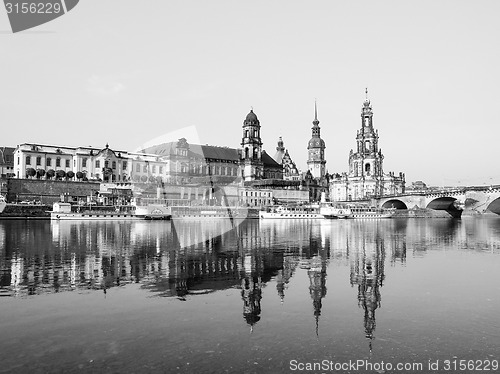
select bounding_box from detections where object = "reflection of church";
[350,233,385,352]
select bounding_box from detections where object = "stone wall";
[5,178,100,204]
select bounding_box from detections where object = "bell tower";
[349,89,384,189]
[307,101,326,179]
[240,109,263,181]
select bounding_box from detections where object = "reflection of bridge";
[374,185,500,215]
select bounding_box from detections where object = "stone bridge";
[374,185,500,215]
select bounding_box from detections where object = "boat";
[0,195,6,214]
[348,205,395,219]
[170,205,250,219]
[319,203,352,219]
[50,201,171,220]
[259,205,323,219]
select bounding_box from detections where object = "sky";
[1,0,500,187]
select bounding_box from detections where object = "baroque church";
[329,91,405,201]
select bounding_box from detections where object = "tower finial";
[314,99,318,121]
[365,88,368,100]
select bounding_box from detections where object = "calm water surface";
[1,217,500,373]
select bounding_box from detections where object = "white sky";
[1,0,499,186]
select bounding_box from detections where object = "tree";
[36,169,45,179]
[66,171,75,180]
[132,175,140,182]
[26,168,36,179]
[46,169,55,179]
[76,171,84,180]
[140,175,148,183]
[56,170,66,179]
[156,176,163,184]
[148,175,156,183]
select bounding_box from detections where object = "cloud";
[86,75,126,98]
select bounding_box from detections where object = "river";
[0,217,499,373]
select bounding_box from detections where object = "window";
[65,159,70,168]
[152,165,156,173]
[123,161,127,170]
[112,161,116,169]
[56,158,61,167]
[105,160,109,168]
[136,164,140,172]
[95,160,100,168]
[143,165,147,173]
[159,166,163,174]
[82,158,87,168]
[47,157,52,167]
[26,156,31,165]
[36,156,41,166]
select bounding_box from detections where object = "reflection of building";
[330,90,405,201]
[350,230,385,352]
[308,255,327,336]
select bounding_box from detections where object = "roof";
[262,151,281,168]
[143,142,239,161]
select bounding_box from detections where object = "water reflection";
[1,217,500,335]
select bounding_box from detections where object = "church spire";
[313,100,319,127]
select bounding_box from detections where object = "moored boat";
[348,205,395,219]
[50,201,171,220]
[259,205,323,219]
[319,203,352,219]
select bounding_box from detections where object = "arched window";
[365,163,371,175]
[245,147,249,159]
[36,156,41,166]
[253,148,258,159]
[245,130,249,138]
[26,155,31,165]
[47,157,52,167]
[353,162,358,176]
[365,141,370,153]
[112,161,116,169]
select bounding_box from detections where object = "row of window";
[24,156,129,171]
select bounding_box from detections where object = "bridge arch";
[381,199,408,209]
[486,197,500,215]
[426,197,457,210]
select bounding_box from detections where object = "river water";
[0,217,499,373]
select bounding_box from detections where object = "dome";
[246,110,258,121]
[308,138,325,149]
[243,109,260,127]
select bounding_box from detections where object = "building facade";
[273,137,300,181]
[329,92,405,201]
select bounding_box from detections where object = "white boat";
[259,205,323,219]
[134,204,171,220]
[50,202,171,220]
[0,195,6,214]
[348,205,395,219]
[319,203,352,219]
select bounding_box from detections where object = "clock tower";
[307,102,326,179]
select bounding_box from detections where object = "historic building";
[12,143,165,183]
[329,91,405,201]
[307,102,326,180]
[273,137,300,181]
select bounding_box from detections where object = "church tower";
[240,109,263,181]
[348,89,385,195]
[307,102,326,179]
